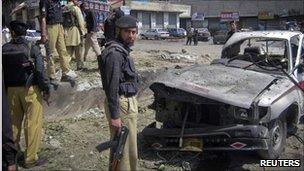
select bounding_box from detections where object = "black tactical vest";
[45,0,63,25]
[2,41,34,87]
[101,42,139,97]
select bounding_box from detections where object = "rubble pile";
[44,121,70,148]
[77,79,103,91]
[73,107,104,121]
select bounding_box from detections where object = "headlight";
[233,107,251,120]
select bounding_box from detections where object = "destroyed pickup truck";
[142,31,304,159]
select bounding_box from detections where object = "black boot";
[50,78,59,90]
[61,75,76,87]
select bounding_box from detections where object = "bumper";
[159,35,169,38]
[198,36,210,41]
[213,38,226,44]
[142,122,269,151]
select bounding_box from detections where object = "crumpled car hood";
[151,64,277,109]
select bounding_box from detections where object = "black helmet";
[115,15,138,29]
[9,20,28,36]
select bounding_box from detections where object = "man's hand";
[43,92,50,105]
[110,118,122,134]
[8,164,16,171]
[64,30,68,38]
[40,35,48,44]
[80,35,85,46]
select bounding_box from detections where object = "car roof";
[224,31,302,49]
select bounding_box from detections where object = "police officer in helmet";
[2,20,50,168]
[99,15,139,171]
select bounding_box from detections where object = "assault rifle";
[96,126,129,171]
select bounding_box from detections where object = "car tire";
[258,118,287,159]
[142,122,158,145]
[154,36,159,40]
[140,35,146,40]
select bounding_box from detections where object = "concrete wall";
[151,13,156,28]
[137,11,143,29]
[176,14,180,28]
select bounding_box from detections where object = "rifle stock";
[95,126,129,171]
[111,160,120,171]
[96,141,117,152]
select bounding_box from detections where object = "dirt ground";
[19,39,303,170]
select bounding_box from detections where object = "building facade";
[167,0,304,32]
[125,0,191,31]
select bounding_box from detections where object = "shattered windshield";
[221,38,289,74]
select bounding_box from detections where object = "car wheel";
[258,118,287,159]
[140,35,146,40]
[142,122,158,145]
[154,36,159,40]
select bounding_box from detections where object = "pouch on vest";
[62,6,77,28]
[119,82,138,97]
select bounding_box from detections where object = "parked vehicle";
[212,30,227,44]
[197,28,211,41]
[167,28,187,38]
[2,28,11,45]
[140,28,170,40]
[143,31,304,159]
[286,21,300,31]
[25,30,41,43]
[2,29,41,44]
[240,28,253,32]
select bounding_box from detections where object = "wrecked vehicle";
[143,31,304,159]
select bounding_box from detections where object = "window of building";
[169,13,176,26]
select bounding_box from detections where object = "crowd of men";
[2,0,139,170]
[186,27,198,46]
[186,20,237,46]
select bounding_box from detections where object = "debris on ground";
[73,107,104,121]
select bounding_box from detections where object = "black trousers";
[186,36,192,45]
